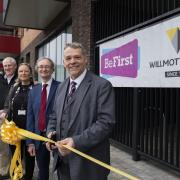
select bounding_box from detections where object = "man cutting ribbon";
[46,42,116,180]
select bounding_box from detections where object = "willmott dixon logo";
[166,27,180,53]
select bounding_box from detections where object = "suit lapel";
[46,80,56,109]
[35,84,42,129]
[68,73,92,131]
[37,84,42,107]
[56,79,69,129]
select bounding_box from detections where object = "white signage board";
[99,15,180,87]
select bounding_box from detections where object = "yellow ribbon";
[0,119,139,180]
[0,120,23,180]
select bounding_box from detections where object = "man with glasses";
[0,57,17,179]
[26,57,60,180]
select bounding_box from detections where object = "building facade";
[3,0,180,172]
[0,0,20,72]
[3,0,95,81]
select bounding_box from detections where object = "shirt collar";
[4,74,15,84]
[70,69,87,87]
[42,78,53,87]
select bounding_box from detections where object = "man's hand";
[55,137,75,156]
[0,110,6,120]
[46,131,57,151]
[27,144,36,156]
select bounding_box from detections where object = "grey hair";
[35,57,55,71]
[64,42,87,56]
[2,57,17,65]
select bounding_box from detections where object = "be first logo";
[101,39,139,78]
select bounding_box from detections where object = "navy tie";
[67,81,76,102]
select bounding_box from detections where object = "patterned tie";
[67,81,77,102]
[38,84,48,132]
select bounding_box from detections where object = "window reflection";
[37,26,72,82]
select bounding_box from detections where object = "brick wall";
[71,0,95,72]
[21,29,42,51]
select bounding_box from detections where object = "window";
[37,26,72,81]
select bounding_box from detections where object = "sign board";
[100,15,180,87]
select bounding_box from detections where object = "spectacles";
[38,65,51,69]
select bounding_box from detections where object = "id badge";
[18,110,26,115]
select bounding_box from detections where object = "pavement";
[6,145,180,180]
[109,146,180,180]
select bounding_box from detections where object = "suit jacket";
[0,74,17,109]
[26,79,60,148]
[47,71,115,180]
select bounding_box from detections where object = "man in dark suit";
[46,42,115,180]
[0,57,17,179]
[26,57,60,180]
[0,57,17,110]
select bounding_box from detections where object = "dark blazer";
[47,71,115,180]
[26,79,60,148]
[0,74,17,109]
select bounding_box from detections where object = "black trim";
[96,8,180,45]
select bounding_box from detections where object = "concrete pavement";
[46,145,180,180]
[7,145,180,180]
[109,146,180,180]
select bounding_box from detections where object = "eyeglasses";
[37,65,51,69]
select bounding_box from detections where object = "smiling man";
[0,57,17,110]
[0,57,17,179]
[26,57,60,180]
[47,42,115,180]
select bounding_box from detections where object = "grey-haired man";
[0,57,17,179]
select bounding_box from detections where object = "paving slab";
[6,145,180,180]
[109,146,180,180]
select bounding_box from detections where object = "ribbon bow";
[0,119,54,180]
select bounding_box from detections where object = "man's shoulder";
[56,78,68,91]
[87,71,111,85]
[0,74,4,81]
[0,74,6,87]
[52,79,60,86]
[30,83,41,91]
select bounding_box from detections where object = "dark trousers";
[57,161,71,180]
[56,160,108,180]
[36,142,50,180]
[10,141,35,180]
